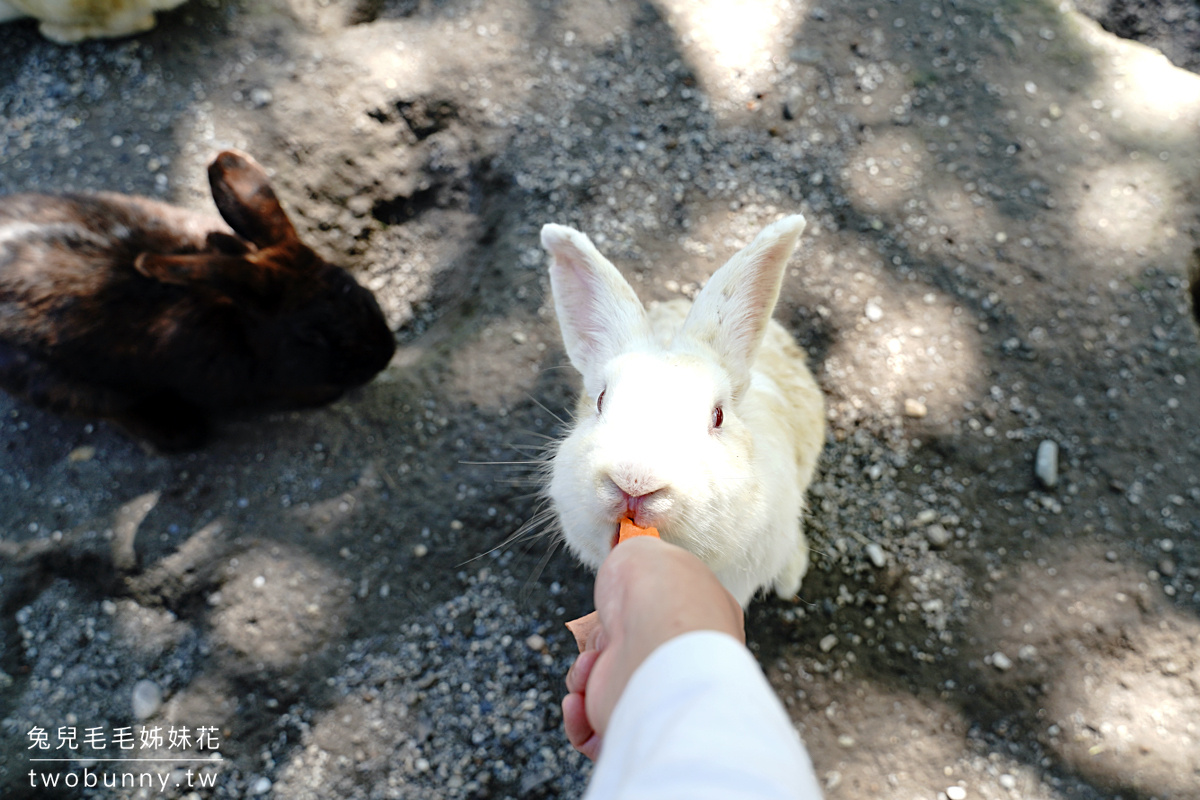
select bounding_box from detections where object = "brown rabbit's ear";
[207,150,298,248]
[135,252,241,287]
[205,231,252,255]
[135,252,285,303]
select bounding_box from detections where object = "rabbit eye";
[596,390,606,414]
[711,405,724,429]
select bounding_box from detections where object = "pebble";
[903,398,928,418]
[947,787,967,800]
[999,774,1017,789]
[925,524,952,549]
[250,777,272,795]
[131,679,162,719]
[991,651,1013,671]
[67,446,96,463]
[864,301,883,322]
[413,544,429,558]
[819,634,838,653]
[865,542,887,568]
[1035,440,1059,488]
[525,634,546,651]
[912,509,939,527]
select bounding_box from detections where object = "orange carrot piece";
[565,517,661,653]
[617,517,659,542]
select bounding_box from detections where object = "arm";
[562,538,823,799]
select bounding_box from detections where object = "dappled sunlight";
[843,129,929,216]
[271,684,422,793]
[1065,10,1200,145]
[984,542,1200,798]
[653,0,806,114]
[110,595,193,659]
[447,314,550,412]
[1046,619,1200,796]
[208,544,350,669]
[109,491,160,572]
[1069,160,1182,274]
[811,239,985,427]
[344,0,539,125]
[774,678,1019,797]
[288,460,389,539]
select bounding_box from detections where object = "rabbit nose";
[616,486,661,517]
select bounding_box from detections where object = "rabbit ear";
[541,224,651,395]
[135,252,237,286]
[207,150,298,248]
[205,231,252,255]
[134,252,282,302]
[680,214,807,392]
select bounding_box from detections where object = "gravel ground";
[1,1,1199,798]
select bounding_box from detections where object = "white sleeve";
[582,630,824,800]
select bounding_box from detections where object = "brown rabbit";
[0,150,396,450]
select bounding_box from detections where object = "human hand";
[561,536,745,760]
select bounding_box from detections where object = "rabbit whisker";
[524,393,571,428]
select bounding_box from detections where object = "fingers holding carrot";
[560,530,744,760]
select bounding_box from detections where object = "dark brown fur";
[0,151,395,450]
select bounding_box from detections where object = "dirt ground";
[1,0,1199,798]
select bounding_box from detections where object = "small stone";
[999,774,1017,789]
[132,680,162,720]
[250,777,272,795]
[947,787,967,800]
[903,398,927,418]
[1018,644,1038,662]
[249,88,273,108]
[512,330,527,344]
[836,734,855,747]
[865,543,887,568]
[991,651,1013,671]
[864,301,883,322]
[926,524,952,549]
[1158,559,1176,578]
[68,446,96,463]
[912,509,938,527]
[819,634,838,653]
[413,544,429,558]
[525,634,546,651]
[1035,440,1058,488]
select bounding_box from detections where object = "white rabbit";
[0,0,187,43]
[541,215,825,607]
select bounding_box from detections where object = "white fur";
[542,215,826,607]
[0,0,187,43]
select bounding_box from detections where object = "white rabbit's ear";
[542,224,649,394]
[681,214,807,392]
